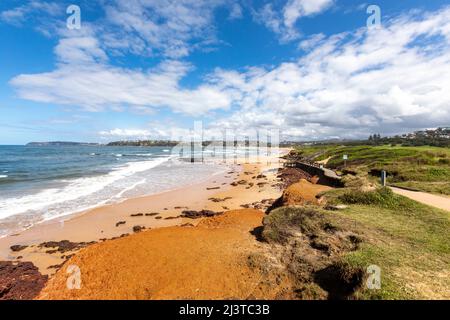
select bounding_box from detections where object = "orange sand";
[282,179,332,206]
[38,209,287,300]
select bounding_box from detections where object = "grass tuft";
[262,206,325,244]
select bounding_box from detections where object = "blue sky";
[0,0,449,144]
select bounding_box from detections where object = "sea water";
[0,145,235,238]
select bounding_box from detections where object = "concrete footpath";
[390,187,450,212]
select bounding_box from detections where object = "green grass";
[259,185,450,299]
[322,188,450,299]
[294,144,450,195]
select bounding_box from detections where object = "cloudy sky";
[0,0,449,144]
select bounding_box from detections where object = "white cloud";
[100,0,236,58]
[9,9,235,115]
[253,4,290,39]
[0,1,61,26]
[97,124,270,142]
[254,0,334,42]
[11,56,232,114]
[228,3,243,20]
[97,125,206,141]
[210,7,450,139]
[0,7,27,26]
[2,0,242,58]
[8,4,450,140]
[99,129,152,138]
[283,0,334,27]
[55,35,108,64]
[298,33,326,50]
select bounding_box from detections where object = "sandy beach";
[1,148,351,300]
[0,152,287,281]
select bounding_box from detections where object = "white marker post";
[343,154,348,168]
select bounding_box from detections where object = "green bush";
[262,207,325,244]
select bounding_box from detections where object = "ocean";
[0,145,239,238]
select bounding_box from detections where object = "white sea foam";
[0,157,170,221]
[0,175,7,178]
[111,178,147,200]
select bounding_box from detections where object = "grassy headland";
[294,144,450,195]
[258,185,449,299]
[253,144,450,299]
[324,187,449,299]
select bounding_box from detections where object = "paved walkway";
[390,187,450,212]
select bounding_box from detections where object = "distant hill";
[26,141,100,146]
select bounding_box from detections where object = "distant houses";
[280,127,450,148]
[401,127,450,140]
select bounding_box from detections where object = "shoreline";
[0,152,289,275]
[0,155,224,238]
[0,160,235,239]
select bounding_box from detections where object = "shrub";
[262,207,325,244]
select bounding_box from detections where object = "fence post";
[381,170,387,186]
